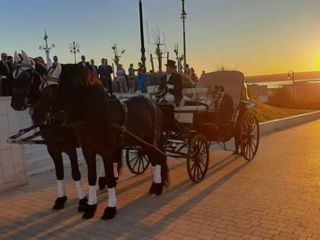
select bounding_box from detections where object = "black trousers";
[101,77,113,94]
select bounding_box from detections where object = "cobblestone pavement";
[1,120,320,240]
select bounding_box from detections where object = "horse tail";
[117,149,123,176]
[156,106,170,188]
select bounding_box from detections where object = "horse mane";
[60,64,108,124]
[60,64,102,88]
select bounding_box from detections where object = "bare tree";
[174,44,184,73]
[111,44,125,66]
[151,28,167,72]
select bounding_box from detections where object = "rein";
[7,123,64,145]
[112,123,166,157]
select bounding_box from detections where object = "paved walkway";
[1,120,320,240]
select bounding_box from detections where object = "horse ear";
[14,51,20,63]
[21,50,29,63]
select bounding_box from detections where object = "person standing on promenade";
[128,63,137,93]
[136,62,146,94]
[89,59,98,77]
[0,52,11,96]
[98,58,113,94]
[78,55,89,68]
[116,64,128,93]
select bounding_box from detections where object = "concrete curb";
[259,110,320,136]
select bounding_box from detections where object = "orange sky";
[1,0,320,77]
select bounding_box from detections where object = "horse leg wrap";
[152,165,161,184]
[56,180,66,198]
[149,165,163,195]
[88,185,97,205]
[108,187,117,207]
[74,180,86,200]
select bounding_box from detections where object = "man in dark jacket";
[98,58,113,94]
[213,85,234,122]
[0,52,11,96]
[78,55,89,68]
[158,60,183,106]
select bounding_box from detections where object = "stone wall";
[0,97,28,191]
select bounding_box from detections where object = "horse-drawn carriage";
[125,71,260,183]
[8,56,259,219]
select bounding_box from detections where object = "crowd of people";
[75,55,148,94]
[0,50,201,97]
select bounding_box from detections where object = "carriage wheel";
[187,135,209,183]
[125,148,150,175]
[240,113,260,161]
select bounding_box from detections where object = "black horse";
[10,60,87,212]
[59,64,169,220]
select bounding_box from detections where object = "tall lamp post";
[180,0,187,72]
[139,0,146,69]
[39,29,55,63]
[69,41,80,63]
[288,70,295,102]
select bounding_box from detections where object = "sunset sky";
[1,0,320,76]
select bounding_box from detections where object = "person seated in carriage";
[209,84,234,123]
[46,56,62,84]
[153,60,183,106]
[34,55,62,90]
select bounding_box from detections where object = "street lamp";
[39,29,55,63]
[288,70,295,102]
[139,0,146,69]
[180,0,187,73]
[69,41,80,63]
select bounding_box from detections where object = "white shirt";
[166,73,172,82]
[47,63,62,79]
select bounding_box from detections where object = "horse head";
[11,51,40,111]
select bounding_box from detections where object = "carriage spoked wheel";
[187,135,209,183]
[125,148,150,175]
[240,113,260,161]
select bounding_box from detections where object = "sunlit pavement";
[1,120,320,240]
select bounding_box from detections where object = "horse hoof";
[78,197,88,212]
[98,177,107,190]
[101,207,117,220]
[148,182,163,196]
[52,196,67,210]
[82,204,97,219]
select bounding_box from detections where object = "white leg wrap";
[88,185,97,205]
[99,162,105,177]
[108,187,117,207]
[113,162,118,178]
[74,180,86,200]
[152,165,161,184]
[57,180,65,198]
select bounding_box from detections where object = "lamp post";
[69,41,80,63]
[139,0,146,69]
[39,29,55,63]
[288,70,295,102]
[180,0,187,73]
